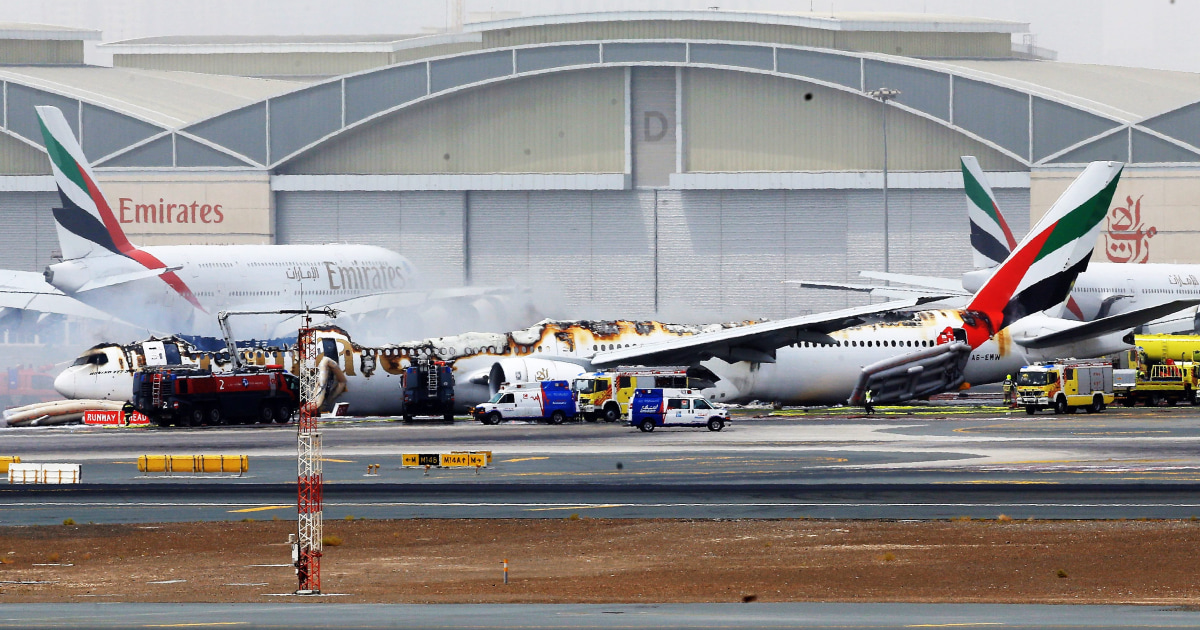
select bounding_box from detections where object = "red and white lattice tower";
[296,320,323,594]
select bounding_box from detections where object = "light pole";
[866,87,901,274]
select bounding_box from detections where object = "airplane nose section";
[53,368,77,399]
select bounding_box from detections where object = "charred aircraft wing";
[847,341,971,406]
[786,280,967,305]
[590,298,937,368]
[1013,300,1200,350]
[0,269,115,320]
[857,271,966,292]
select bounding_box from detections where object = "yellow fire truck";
[1016,360,1114,415]
[572,366,690,422]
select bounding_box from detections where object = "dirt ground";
[1,518,1199,604]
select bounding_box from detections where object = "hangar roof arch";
[167,40,1200,174]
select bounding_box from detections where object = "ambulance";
[628,388,729,432]
[474,380,577,425]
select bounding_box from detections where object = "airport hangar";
[0,12,1199,325]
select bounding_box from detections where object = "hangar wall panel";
[1032,168,1200,264]
[0,192,59,272]
[466,190,657,318]
[683,69,1023,173]
[114,52,393,78]
[657,188,1028,319]
[275,190,465,288]
[484,22,1010,58]
[0,133,51,175]
[0,40,83,65]
[278,69,625,175]
[631,67,676,188]
[277,185,1028,320]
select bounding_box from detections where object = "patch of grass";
[344,515,355,521]
[951,516,972,522]
[0,557,12,565]
[881,552,896,562]
[241,518,255,523]
[46,553,60,563]
[567,513,580,521]
[997,514,1012,522]
[61,518,75,526]
[1056,569,1069,578]
[322,535,343,547]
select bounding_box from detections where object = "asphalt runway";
[8,406,1200,524]
[4,602,1200,629]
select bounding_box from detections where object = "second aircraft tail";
[961,156,1018,270]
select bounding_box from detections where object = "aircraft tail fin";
[36,106,134,261]
[962,156,1017,269]
[966,161,1123,330]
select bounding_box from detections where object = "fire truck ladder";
[150,372,163,408]
[427,362,439,393]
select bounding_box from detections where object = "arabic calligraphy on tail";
[1104,195,1157,264]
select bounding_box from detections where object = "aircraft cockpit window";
[322,339,339,359]
[164,343,182,365]
[74,353,109,367]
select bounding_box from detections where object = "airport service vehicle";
[573,366,690,422]
[1016,360,1114,415]
[1119,362,1200,407]
[132,366,298,426]
[400,359,455,422]
[629,388,729,432]
[1113,369,1137,405]
[474,380,576,425]
[1135,334,1200,364]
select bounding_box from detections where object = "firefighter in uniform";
[1003,374,1015,407]
[864,389,875,415]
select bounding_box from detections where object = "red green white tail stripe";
[967,160,1123,334]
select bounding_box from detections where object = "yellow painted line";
[907,619,1003,624]
[502,457,549,463]
[321,458,354,463]
[938,480,1056,485]
[140,619,243,624]
[227,505,291,513]
[526,504,626,511]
